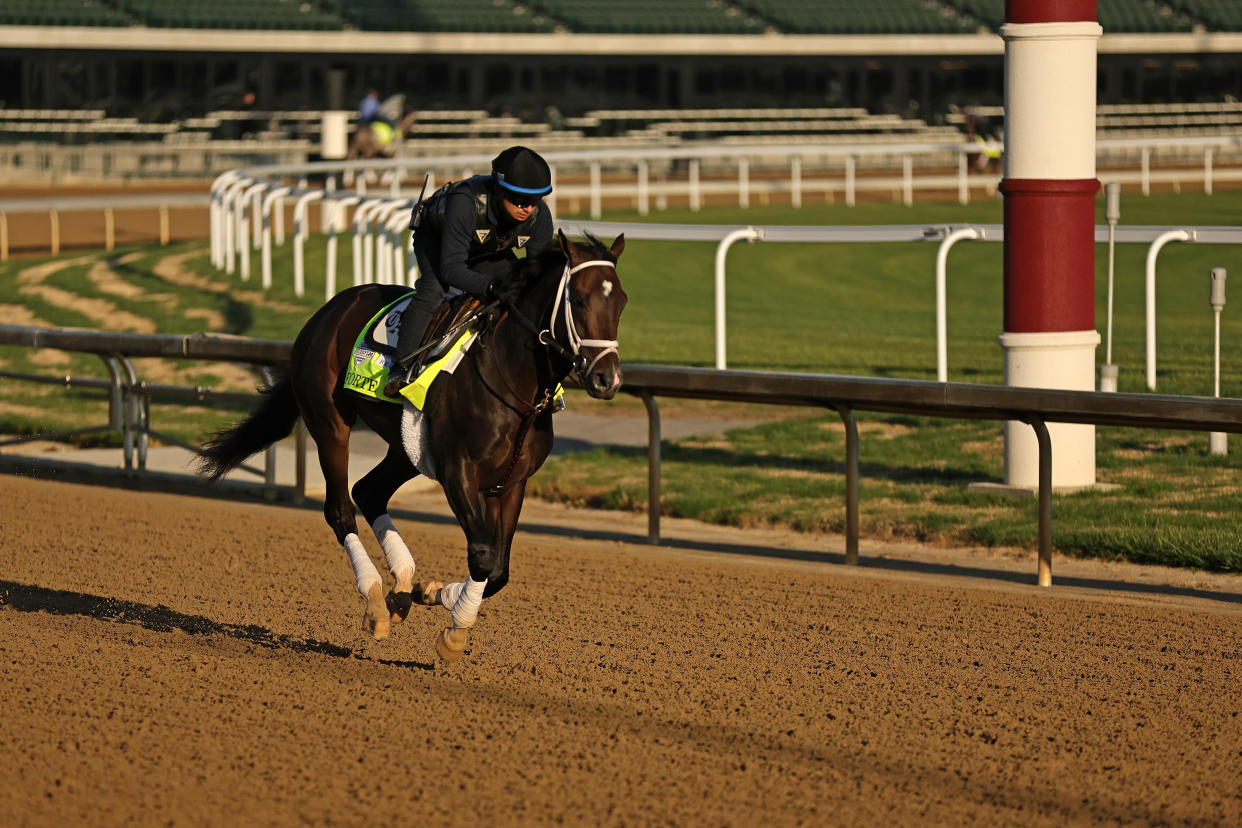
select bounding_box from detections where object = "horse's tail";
[196,374,300,481]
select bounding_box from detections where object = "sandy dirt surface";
[2,182,213,256]
[1,471,1240,826]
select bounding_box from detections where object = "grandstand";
[0,0,1230,35]
[0,0,1239,153]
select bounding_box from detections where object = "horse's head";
[556,230,628,399]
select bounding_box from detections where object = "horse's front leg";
[434,474,525,663]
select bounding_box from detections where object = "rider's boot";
[384,299,435,399]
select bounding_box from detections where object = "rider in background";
[384,145,555,397]
[358,89,382,126]
[359,91,406,152]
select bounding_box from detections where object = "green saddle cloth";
[343,292,565,412]
[342,292,477,410]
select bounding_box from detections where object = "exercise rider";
[384,145,555,398]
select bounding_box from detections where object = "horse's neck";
[515,258,566,339]
[493,259,569,384]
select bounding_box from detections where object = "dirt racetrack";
[2,472,1241,826]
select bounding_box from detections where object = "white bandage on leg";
[343,533,382,598]
[445,577,487,630]
[438,580,464,610]
[370,515,415,579]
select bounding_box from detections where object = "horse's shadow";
[0,579,435,671]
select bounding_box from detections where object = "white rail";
[209,150,1242,381]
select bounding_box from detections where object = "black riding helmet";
[491,146,553,199]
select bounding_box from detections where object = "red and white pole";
[999,0,1102,489]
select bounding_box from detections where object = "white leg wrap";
[444,577,487,630]
[439,580,464,610]
[343,533,382,598]
[371,514,415,578]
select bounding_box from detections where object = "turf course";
[1,189,1240,568]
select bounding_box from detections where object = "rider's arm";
[437,192,494,296]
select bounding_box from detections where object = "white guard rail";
[205,146,1242,382]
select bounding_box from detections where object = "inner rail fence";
[4,133,1239,259]
[206,174,1242,388]
[4,323,1242,588]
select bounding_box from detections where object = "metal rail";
[5,323,1242,586]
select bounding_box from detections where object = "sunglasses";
[505,194,541,209]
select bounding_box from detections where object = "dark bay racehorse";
[197,231,627,662]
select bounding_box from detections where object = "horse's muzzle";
[584,363,623,400]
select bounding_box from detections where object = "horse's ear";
[558,228,576,261]
[610,234,625,260]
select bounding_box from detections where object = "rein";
[497,258,619,376]
[485,258,619,495]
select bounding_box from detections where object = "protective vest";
[413,175,539,260]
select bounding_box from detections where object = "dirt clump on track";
[1,473,1240,825]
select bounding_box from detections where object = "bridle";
[483,256,621,495]
[545,258,620,383]
[496,257,621,383]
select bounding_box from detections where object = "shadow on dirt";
[0,578,435,670]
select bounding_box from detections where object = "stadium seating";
[0,0,130,27]
[1097,0,1193,32]
[745,0,975,35]
[1,0,1234,34]
[529,0,764,34]
[112,0,343,30]
[333,0,556,33]
[943,0,1194,33]
[1166,0,1242,31]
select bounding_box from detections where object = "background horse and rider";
[962,109,1003,180]
[345,93,417,185]
[197,231,626,662]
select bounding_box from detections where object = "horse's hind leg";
[309,418,390,640]
[351,446,439,624]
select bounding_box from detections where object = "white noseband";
[550,259,620,377]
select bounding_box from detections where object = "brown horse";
[346,110,417,161]
[197,231,627,662]
[343,110,417,186]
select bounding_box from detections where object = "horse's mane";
[497,232,614,303]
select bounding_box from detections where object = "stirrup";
[383,363,414,398]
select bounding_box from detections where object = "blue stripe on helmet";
[495,176,552,196]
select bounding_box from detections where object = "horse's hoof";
[415,581,444,607]
[386,589,413,623]
[364,583,391,640]
[435,626,469,663]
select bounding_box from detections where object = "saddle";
[344,292,485,408]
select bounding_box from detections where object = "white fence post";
[790,156,801,209]
[689,159,700,212]
[936,227,983,382]
[292,190,324,298]
[1145,228,1195,390]
[958,149,969,205]
[714,227,763,370]
[324,196,361,300]
[845,155,856,207]
[590,161,601,220]
[902,154,913,206]
[637,160,649,216]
